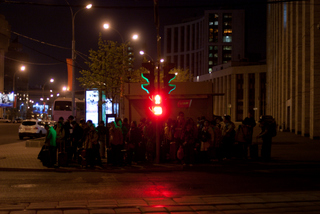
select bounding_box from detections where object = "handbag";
[177,145,184,160]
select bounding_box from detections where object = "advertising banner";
[0,93,15,108]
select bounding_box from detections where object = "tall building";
[266,0,320,139]
[4,37,29,119]
[163,10,266,121]
[164,10,245,79]
[0,14,10,118]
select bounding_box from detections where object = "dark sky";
[0,0,267,90]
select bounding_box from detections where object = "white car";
[0,118,11,123]
[18,119,47,140]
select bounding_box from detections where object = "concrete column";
[213,78,218,115]
[309,0,320,139]
[255,72,260,120]
[266,2,274,115]
[222,76,226,115]
[230,74,236,120]
[243,73,249,120]
[277,4,288,130]
[301,0,310,136]
[295,2,302,134]
[289,2,296,132]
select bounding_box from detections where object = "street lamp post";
[66,1,92,118]
[103,23,138,119]
[42,78,54,116]
[13,65,26,94]
[139,51,154,62]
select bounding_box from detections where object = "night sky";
[0,0,267,91]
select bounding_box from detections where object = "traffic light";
[163,62,176,94]
[141,62,155,94]
[149,92,167,119]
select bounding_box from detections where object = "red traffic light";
[147,93,167,118]
[150,94,163,116]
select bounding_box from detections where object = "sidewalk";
[0,129,320,172]
[1,191,320,213]
[1,131,320,213]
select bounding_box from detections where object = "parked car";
[18,119,47,140]
[13,118,23,123]
[0,117,11,123]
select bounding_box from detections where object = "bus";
[52,97,85,122]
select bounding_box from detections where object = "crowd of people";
[38,111,275,168]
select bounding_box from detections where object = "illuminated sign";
[86,90,119,127]
[32,104,49,114]
[86,90,99,126]
[0,93,15,108]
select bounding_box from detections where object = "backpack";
[269,120,277,137]
[260,115,277,137]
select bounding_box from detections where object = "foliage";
[137,65,192,83]
[170,67,192,82]
[78,34,133,101]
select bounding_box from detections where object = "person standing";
[44,124,57,167]
[55,121,65,152]
[181,119,196,166]
[84,121,101,167]
[243,112,256,144]
[257,116,274,161]
[127,121,142,165]
[109,121,123,166]
[97,120,108,159]
[71,121,83,161]
[221,115,236,160]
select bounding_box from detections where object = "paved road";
[0,123,20,145]
[1,127,320,213]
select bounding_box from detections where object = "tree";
[135,63,192,84]
[78,34,132,114]
[170,67,192,82]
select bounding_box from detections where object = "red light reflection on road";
[143,185,175,197]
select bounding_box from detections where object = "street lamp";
[139,50,154,62]
[103,23,139,44]
[13,65,26,94]
[42,78,54,115]
[65,0,92,118]
[103,23,139,118]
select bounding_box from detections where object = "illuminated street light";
[139,50,154,62]
[42,78,54,115]
[13,65,26,93]
[103,23,139,118]
[66,0,93,117]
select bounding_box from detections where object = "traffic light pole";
[155,0,161,164]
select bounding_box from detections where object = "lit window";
[209,61,213,65]
[209,22,213,25]
[223,36,232,43]
[214,21,218,25]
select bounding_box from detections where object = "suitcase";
[169,142,177,160]
[250,144,259,159]
[58,141,68,167]
[41,149,51,166]
[78,149,87,167]
[58,152,68,166]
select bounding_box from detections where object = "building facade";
[163,10,245,79]
[195,62,267,122]
[163,9,266,122]
[267,0,320,139]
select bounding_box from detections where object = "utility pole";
[154,0,161,164]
